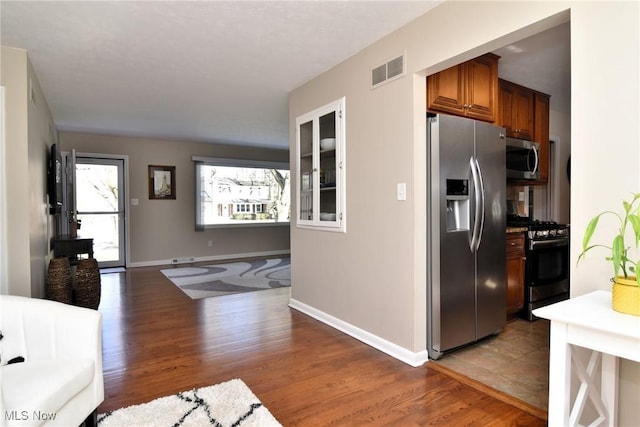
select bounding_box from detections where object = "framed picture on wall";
[148,165,176,200]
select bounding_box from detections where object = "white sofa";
[0,295,104,427]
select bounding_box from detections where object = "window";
[194,157,290,229]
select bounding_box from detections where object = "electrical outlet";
[172,257,195,264]
[207,240,213,247]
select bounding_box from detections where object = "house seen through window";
[195,161,290,228]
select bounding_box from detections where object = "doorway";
[424,18,570,415]
[75,156,127,268]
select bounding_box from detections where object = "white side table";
[533,291,640,426]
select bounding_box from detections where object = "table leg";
[548,320,571,425]
[601,353,618,426]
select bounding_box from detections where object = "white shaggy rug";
[97,379,282,427]
[161,258,290,299]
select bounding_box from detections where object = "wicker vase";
[46,258,73,304]
[74,258,101,309]
[612,276,640,316]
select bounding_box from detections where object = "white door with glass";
[75,157,126,268]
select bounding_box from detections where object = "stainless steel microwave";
[506,137,539,180]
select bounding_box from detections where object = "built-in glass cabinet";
[296,97,345,232]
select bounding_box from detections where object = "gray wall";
[59,132,290,266]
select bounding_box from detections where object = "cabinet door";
[296,97,345,232]
[533,93,550,184]
[506,233,525,316]
[464,54,498,122]
[498,81,515,136]
[318,110,338,223]
[426,64,466,116]
[499,79,533,140]
[513,88,534,140]
[298,119,314,222]
[427,54,498,122]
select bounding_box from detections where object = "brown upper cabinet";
[533,92,550,184]
[500,78,551,185]
[427,53,499,123]
[498,79,534,141]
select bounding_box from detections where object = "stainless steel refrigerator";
[427,113,506,360]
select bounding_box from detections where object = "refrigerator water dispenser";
[446,179,469,232]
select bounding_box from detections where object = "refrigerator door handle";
[469,157,482,252]
[473,157,486,251]
[469,157,480,252]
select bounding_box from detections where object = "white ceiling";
[1,1,569,150]
[493,21,571,115]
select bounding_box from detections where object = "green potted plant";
[578,192,640,315]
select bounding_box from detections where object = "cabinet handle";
[313,168,318,172]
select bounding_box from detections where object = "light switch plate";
[397,183,407,201]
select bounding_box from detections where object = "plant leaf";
[629,213,640,247]
[581,215,601,252]
[578,244,615,268]
[612,234,624,277]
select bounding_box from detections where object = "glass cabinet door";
[296,97,345,232]
[298,119,314,221]
[319,110,337,222]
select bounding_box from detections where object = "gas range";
[527,222,569,240]
[507,216,571,321]
[507,217,569,241]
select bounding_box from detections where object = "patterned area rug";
[161,258,290,299]
[97,379,282,426]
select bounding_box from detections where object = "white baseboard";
[289,298,429,368]
[128,249,291,268]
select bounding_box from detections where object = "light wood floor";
[97,265,547,425]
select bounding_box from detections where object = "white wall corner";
[289,298,429,368]
[0,86,7,294]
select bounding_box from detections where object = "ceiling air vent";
[371,54,406,89]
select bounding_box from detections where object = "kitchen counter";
[506,226,528,234]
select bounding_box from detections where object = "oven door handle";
[529,238,569,250]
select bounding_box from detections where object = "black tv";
[47,144,63,214]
